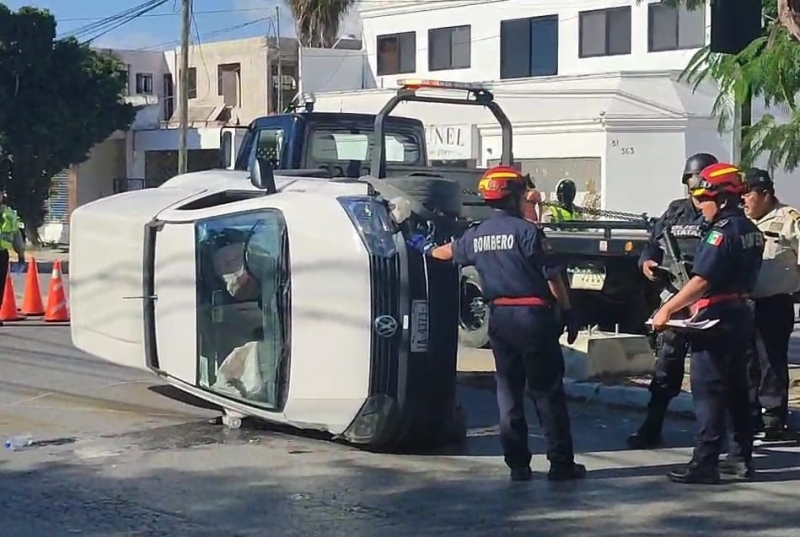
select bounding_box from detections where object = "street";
[2,324,800,537]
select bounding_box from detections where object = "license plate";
[569,271,606,291]
[410,300,429,353]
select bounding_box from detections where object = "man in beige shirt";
[742,169,799,441]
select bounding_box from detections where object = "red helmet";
[478,165,525,201]
[689,162,745,198]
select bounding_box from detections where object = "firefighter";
[626,152,718,449]
[542,179,580,223]
[652,162,762,484]
[427,165,585,482]
[0,190,24,326]
[742,168,799,441]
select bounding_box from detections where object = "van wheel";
[459,266,490,348]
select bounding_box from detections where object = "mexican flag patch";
[705,230,724,247]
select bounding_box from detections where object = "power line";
[60,0,174,42]
[138,18,269,51]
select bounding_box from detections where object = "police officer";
[652,162,762,484]
[626,152,718,449]
[0,190,25,327]
[742,168,798,441]
[542,179,580,223]
[428,165,586,482]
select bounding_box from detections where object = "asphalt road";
[2,325,800,537]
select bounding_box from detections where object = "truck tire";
[459,266,490,348]
[382,175,463,219]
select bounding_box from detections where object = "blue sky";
[5,0,298,50]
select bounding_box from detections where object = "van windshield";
[195,210,290,410]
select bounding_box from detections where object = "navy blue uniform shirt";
[692,207,764,307]
[640,198,706,269]
[452,210,557,302]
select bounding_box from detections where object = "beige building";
[45,36,299,243]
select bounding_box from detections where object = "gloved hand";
[562,308,579,345]
[406,233,435,255]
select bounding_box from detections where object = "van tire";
[458,266,490,349]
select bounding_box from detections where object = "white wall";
[299,48,369,94]
[359,0,709,89]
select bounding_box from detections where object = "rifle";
[647,224,694,314]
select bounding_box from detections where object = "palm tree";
[671,0,800,171]
[284,0,356,48]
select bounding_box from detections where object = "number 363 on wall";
[610,139,634,155]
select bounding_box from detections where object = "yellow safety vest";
[547,206,580,222]
[0,207,19,251]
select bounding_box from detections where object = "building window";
[648,3,706,52]
[187,67,197,99]
[162,73,174,121]
[579,7,632,58]
[428,25,471,71]
[217,63,241,106]
[135,72,154,95]
[500,15,559,79]
[377,32,416,76]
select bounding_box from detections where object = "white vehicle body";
[70,169,461,448]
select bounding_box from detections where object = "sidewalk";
[457,347,800,430]
[9,247,69,274]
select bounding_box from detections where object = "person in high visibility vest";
[543,179,581,223]
[0,190,26,325]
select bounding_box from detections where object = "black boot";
[719,457,755,480]
[667,462,721,485]
[626,403,666,449]
[548,462,587,482]
[509,466,533,482]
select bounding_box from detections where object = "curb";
[9,261,69,275]
[458,372,800,430]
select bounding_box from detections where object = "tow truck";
[68,79,660,451]
[212,79,660,348]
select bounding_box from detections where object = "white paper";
[645,317,720,331]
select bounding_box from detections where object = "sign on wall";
[425,124,478,161]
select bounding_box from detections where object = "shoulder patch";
[785,207,800,223]
[705,230,724,247]
[715,218,730,228]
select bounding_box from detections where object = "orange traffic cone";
[0,270,24,321]
[21,258,44,316]
[44,260,69,322]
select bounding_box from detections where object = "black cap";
[744,168,773,190]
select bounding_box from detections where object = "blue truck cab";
[220,110,429,178]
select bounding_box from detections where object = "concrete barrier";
[560,329,654,381]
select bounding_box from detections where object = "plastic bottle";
[4,434,33,451]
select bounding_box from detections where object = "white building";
[308,0,800,216]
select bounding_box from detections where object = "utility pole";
[178,0,192,175]
[275,5,283,113]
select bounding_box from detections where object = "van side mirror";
[220,131,233,169]
[249,156,277,193]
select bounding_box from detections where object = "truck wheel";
[459,266,490,348]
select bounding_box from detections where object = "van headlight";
[338,196,398,257]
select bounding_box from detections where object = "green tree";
[0,5,135,242]
[669,0,800,171]
[284,0,356,48]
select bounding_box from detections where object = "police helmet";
[682,153,718,184]
[556,179,576,205]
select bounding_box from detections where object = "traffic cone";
[0,270,24,321]
[21,258,44,316]
[44,260,69,322]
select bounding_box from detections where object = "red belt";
[492,296,548,307]
[690,293,745,314]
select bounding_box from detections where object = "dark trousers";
[0,249,8,311]
[690,308,754,467]
[748,294,795,430]
[640,329,689,435]
[488,305,575,469]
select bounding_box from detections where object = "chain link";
[461,188,651,223]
